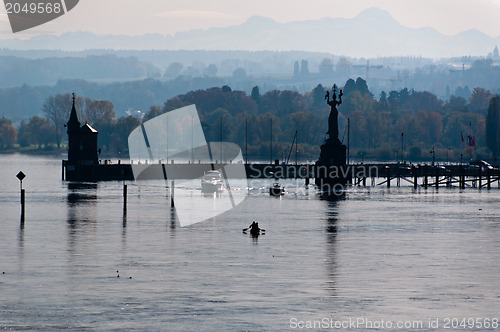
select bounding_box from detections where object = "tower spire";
[67,92,80,134]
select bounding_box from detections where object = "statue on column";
[325,84,343,143]
[316,82,348,188]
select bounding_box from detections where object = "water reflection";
[122,209,127,247]
[169,207,177,231]
[66,183,98,255]
[319,189,347,201]
[251,232,260,244]
[324,199,340,295]
[66,183,98,206]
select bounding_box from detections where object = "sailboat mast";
[270,117,273,164]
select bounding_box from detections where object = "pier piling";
[435,167,439,189]
[412,166,418,189]
[20,189,25,224]
[171,180,175,207]
[386,167,391,188]
[123,184,127,213]
[16,171,26,225]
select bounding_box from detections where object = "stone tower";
[66,93,98,166]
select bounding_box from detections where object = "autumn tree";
[442,95,468,114]
[17,116,54,148]
[288,112,322,146]
[311,84,326,107]
[0,118,17,148]
[415,110,443,145]
[110,116,141,153]
[259,90,306,118]
[143,105,163,123]
[82,100,115,125]
[251,86,261,105]
[486,96,500,158]
[43,93,84,148]
[341,78,374,115]
[403,91,443,113]
[469,87,493,114]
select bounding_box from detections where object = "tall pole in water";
[16,171,26,225]
[295,131,298,166]
[166,114,169,164]
[191,116,194,163]
[123,182,127,214]
[347,118,350,165]
[401,132,404,163]
[220,116,223,163]
[270,117,273,164]
[245,116,248,164]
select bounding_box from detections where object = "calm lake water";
[1,154,500,331]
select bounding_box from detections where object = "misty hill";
[1,8,499,58]
[0,55,159,88]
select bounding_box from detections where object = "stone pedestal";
[315,138,348,188]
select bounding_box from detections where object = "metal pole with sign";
[16,171,26,224]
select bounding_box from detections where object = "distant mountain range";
[0,8,498,58]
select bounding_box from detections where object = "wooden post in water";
[424,175,428,189]
[487,169,491,189]
[478,167,482,188]
[435,167,439,189]
[460,166,465,189]
[20,189,25,224]
[412,166,418,189]
[305,165,310,186]
[123,184,128,213]
[396,166,400,187]
[16,171,26,225]
[171,180,175,207]
[386,167,391,188]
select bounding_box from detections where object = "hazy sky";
[1,0,500,38]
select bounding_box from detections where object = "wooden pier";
[346,163,500,189]
[62,160,500,189]
[246,162,500,189]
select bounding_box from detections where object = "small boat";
[269,182,285,196]
[250,227,260,236]
[243,221,265,236]
[201,170,224,192]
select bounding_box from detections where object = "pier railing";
[62,160,500,188]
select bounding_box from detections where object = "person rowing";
[242,221,265,236]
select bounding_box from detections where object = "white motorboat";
[201,170,224,192]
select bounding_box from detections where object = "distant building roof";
[81,123,98,133]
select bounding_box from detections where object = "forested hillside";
[1,78,498,163]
